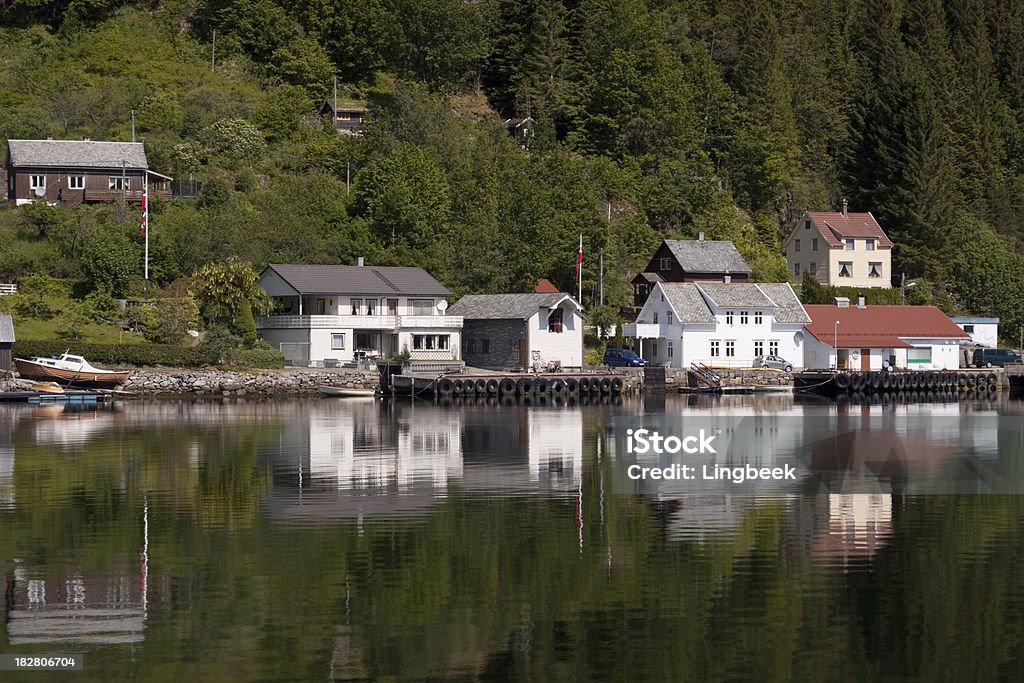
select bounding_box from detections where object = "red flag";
[140,183,148,236]
[575,234,583,279]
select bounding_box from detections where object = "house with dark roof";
[0,312,14,372]
[802,299,968,370]
[5,139,172,206]
[631,235,751,307]
[623,282,809,369]
[320,99,369,135]
[785,200,893,288]
[255,261,461,366]
[448,292,584,371]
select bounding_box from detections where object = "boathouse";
[802,299,969,370]
[0,313,13,372]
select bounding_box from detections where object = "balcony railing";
[623,323,662,339]
[256,314,462,330]
[83,188,173,202]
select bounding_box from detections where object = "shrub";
[231,347,285,369]
[12,340,211,367]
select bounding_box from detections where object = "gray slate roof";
[755,283,811,323]
[0,313,14,343]
[266,264,451,297]
[696,283,775,309]
[660,284,717,324]
[448,293,576,320]
[7,139,149,169]
[665,240,751,274]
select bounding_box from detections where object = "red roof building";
[802,300,968,371]
[534,278,559,293]
[785,200,894,289]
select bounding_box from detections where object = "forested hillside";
[1,0,1023,337]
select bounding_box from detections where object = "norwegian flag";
[575,234,583,280]
[140,182,148,236]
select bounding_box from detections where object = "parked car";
[754,355,794,372]
[972,348,1022,368]
[603,348,647,367]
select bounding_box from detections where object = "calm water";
[1,394,1024,682]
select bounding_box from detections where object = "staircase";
[690,362,722,390]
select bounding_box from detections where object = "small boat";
[318,386,379,398]
[14,352,130,389]
[31,381,65,394]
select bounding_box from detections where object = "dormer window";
[548,307,564,332]
[658,257,672,271]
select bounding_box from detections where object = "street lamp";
[834,320,840,370]
[900,272,917,305]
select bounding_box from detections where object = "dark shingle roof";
[660,284,716,323]
[0,313,14,343]
[265,264,451,297]
[448,293,577,320]
[664,240,751,274]
[7,140,148,169]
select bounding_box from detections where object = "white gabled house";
[255,263,462,366]
[447,292,584,371]
[623,282,810,369]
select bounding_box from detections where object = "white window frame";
[740,311,749,325]
[866,239,876,251]
[350,298,363,315]
[411,299,434,316]
[653,311,659,324]
[769,340,779,356]
[795,239,801,252]
[725,311,734,325]
[869,262,883,278]
[812,238,818,251]
[331,333,346,350]
[839,262,853,278]
[809,262,817,276]
[845,238,855,251]
[658,257,672,271]
[30,175,46,190]
[68,176,85,190]
[666,311,673,325]
[754,311,763,325]
[725,340,736,357]
[793,263,801,277]
[108,176,128,190]
[710,340,720,357]
[667,341,673,358]
[754,340,764,357]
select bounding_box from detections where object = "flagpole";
[577,234,583,305]
[143,175,149,289]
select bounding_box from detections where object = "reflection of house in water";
[5,565,146,645]
[790,494,893,567]
[265,402,584,522]
[0,406,12,510]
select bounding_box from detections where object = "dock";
[0,390,111,404]
[794,369,1005,397]
[388,371,632,399]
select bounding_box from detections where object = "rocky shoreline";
[122,367,380,397]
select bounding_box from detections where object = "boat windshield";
[64,356,85,364]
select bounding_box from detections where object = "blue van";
[603,348,646,367]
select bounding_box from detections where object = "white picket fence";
[0,284,17,296]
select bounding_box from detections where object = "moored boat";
[14,353,130,389]
[317,386,379,398]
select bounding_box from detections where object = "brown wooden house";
[6,139,172,207]
[319,100,369,136]
[631,235,751,307]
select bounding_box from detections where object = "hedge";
[13,340,212,368]
[231,348,286,369]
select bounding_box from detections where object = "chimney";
[834,296,850,308]
[856,295,866,309]
[46,135,53,140]
[841,198,848,218]
[698,231,705,241]
[724,274,731,284]
[356,256,364,267]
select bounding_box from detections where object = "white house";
[255,263,462,366]
[951,317,999,348]
[447,292,584,371]
[623,282,810,369]
[802,300,969,370]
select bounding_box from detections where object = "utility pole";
[121,159,126,201]
[599,248,604,306]
[131,110,135,142]
[346,162,350,195]
[333,75,338,117]
[211,30,216,70]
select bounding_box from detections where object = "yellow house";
[784,201,893,288]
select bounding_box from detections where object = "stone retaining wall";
[124,368,378,397]
[666,368,792,388]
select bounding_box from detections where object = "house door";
[861,349,871,371]
[518,339,528,369]
[387,299,398,315]
[316,299,326,314]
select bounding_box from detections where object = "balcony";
[623,323,662,339]
[256,314,462,330]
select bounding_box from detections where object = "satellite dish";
[794,331,804,343]
[436,300,448,312]
[34,186,46,197]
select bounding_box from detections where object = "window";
[964,324,975,333]
[652,341,658,356]
[812,238,818,251]
[908,347,932,364]
[481,339,489,353]
[30,175,46,190]
[769,340,779,356]
[659,257,672,271]
[413,334,449,350]
[839,262,852,278]
[805,220,811,230]
[866,239,876,251]
[548,307,564,332]
[726,311,734,325]
[754,311,763,325]
[793,263,801,277]
[108,177,128,190]
[754,340,764,357]
[869,262,882,278]
[68,176,84,190]
[666,311,673,325]
[653,312,659,324]
[809,262,817,275]
[316,299,326,314]
[667,341,673,358]
[412,299,433,315]
[331,333,346,350]
[366,299,377,315]
[795,239,801,252]
[350,298,362,315]
[710,340,720,357]
[845,238,855,251]
[725,340,735,357]
[740,311,749,325]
